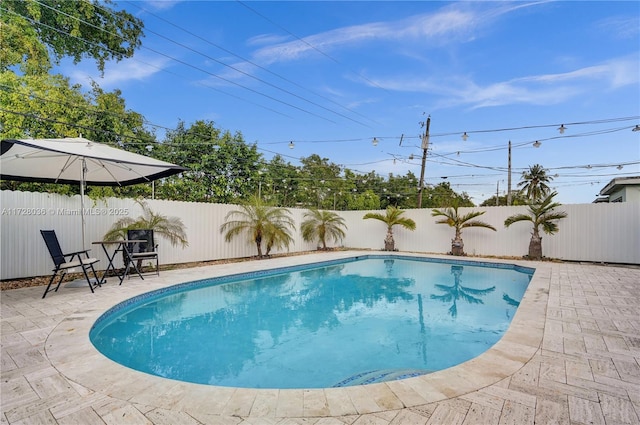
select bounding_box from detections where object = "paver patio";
[2,251,639,424]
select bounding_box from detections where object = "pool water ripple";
[90,255,533,389]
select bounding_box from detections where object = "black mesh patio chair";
[126,229,159,276]
[40,230,101,299]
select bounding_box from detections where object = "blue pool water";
[90,256,533,389]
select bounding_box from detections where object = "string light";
[372,137,379,146]
[558,124,566,134]
[288,141,294,149]
[461,132,469,141]
[533,141,541,148]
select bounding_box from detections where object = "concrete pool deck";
[1,251,639,424]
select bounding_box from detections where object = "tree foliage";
[518,164,553,202]
[422,182,474,208]
[1,0,144,74]
[0,1,499,212]
[480,192,528,207]
[0,71,155,199]
[155,120,261,203]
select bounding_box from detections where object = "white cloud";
[251,4,483,65]
[596,16,640,40]
[67,56,172,88]
[247,33,291,47]
[142,0,184,11]
[369,55,639,109]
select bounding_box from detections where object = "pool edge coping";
[44,251,549,417]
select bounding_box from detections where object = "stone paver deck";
[2,251,639,425]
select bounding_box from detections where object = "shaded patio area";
[2,252,639,424]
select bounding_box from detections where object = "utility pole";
[507,140,512,206]
[417,115,431,208]
[496,181,500,206]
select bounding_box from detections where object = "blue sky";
[62,1,640,205]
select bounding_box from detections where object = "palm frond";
[460,220,496,231]
[363,206,416,231]
[460,285,496,296]
[504,214,533,227]
[102,200,188,247]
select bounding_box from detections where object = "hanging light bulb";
[461,132,469,141]
[632,125,640,132]
[288,141,294,149]
[533,141,541,148]
[372,137,379,146]
[558,124,566,134]
[617,165,623,170]
[408,154,414,160]
[456,151,460,156]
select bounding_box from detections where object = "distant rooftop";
[598,176,640,196]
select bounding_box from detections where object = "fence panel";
[1,190,638,280]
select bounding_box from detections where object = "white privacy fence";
[1,190,638,280]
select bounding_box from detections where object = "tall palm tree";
[220,197,295,258]
[300,209,347,250]
[504,191,567,260]
[518,164,553,201]
[363,206,416,251]
[431,205,496,256]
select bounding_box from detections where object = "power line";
[3,98,636,180]
[123,0,378,127]
[8,3,344,124]
[429,116,640,138]
[30,0,373,127]
[235,0,389,93]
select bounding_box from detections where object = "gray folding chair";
[126,229,159,277]
[40,230,100,298]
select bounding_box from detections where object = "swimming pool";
[90,255,533,389]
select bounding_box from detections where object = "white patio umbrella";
[1,137,186,248]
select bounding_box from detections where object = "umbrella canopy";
[0,137,185,185]
[1,137,187,248]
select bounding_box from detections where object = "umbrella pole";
[81,158,87,251]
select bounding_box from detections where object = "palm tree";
[430,265,496,318]
[103,201,189,247]
[518,164,553,201]
[103,200,188,269]
[431,205,496,256]
[264,219,296,257]
[363,206,416,251]
[300,209,347,250]
[504,191,567,260]
[220,197,295,258]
